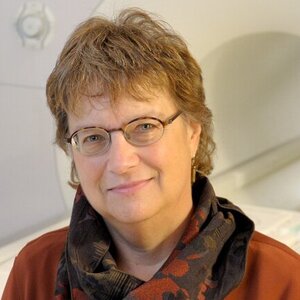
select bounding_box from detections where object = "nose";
[106,131,140,174]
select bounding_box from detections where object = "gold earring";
[191,157,197,184]
[69,160,80,189]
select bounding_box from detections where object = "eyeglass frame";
[66,111,183,156]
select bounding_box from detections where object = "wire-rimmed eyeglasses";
[66,111,182,156]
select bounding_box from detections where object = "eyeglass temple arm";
[164,111,182,125]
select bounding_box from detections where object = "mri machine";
[1,0,300,294]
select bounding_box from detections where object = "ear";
[186,120,201,158]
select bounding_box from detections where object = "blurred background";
[1,0,300,294]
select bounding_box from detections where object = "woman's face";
[68,90,201,227]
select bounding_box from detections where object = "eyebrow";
[69,111,165,135]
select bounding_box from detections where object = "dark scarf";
[55,177,254,299]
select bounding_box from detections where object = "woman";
[3,8,300,300]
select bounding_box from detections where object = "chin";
[104,197,161,226]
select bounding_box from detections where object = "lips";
[107,179,152,194]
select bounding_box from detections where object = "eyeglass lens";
[72,118,163,155]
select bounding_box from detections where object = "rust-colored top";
[2,228,300,300]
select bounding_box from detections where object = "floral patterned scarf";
[55,177,254,299]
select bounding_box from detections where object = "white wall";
[0,0,99,246]
[202,32,300,174]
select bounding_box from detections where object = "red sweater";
[2,228,300,300]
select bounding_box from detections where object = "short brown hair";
[46,8,215,186]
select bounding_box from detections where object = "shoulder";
[13,226,68,278]
[249,231,300,266]
[2,227,68,300]
[17,226,68,261]
[248,231,300,285]
[226,231,300,300]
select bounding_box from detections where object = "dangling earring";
[69,160,80,189]
[191,157,197,184]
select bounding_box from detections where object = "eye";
[83,134,106,144]
[126,118,162,143]
[136,123,156,132]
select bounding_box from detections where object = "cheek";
[146,135,190,178]
[73,154,105,185]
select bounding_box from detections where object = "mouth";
[107,178,153,194]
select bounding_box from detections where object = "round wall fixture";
[16,1,54,48]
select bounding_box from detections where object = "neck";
[105,200,193,281]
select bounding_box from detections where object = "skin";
[68,89,201,280]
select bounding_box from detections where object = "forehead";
[67,88,178,130]
[74,88,176,117]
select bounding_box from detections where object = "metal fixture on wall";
[15,1,54,49]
